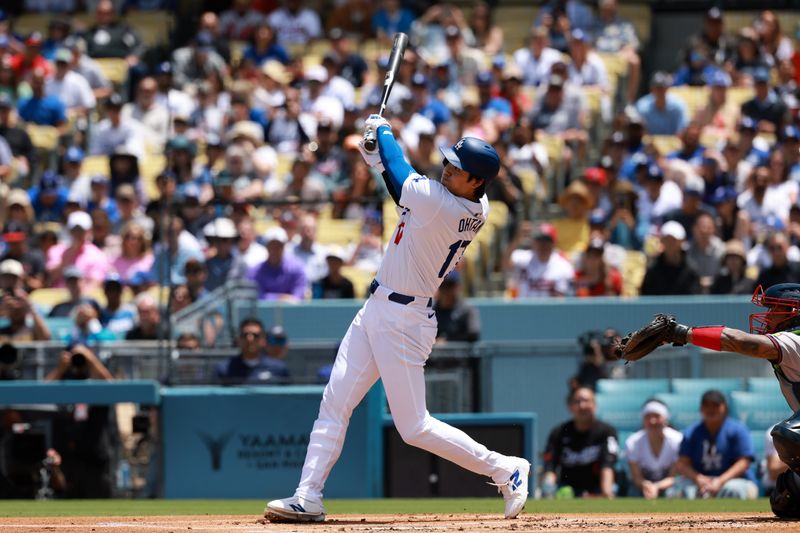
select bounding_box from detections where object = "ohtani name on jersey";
[458,217,484,233]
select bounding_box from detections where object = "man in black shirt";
[0,93,35,176]
[542,386,618,498]
[640,221,701,295]
[741,68,789,136]
[755,232,800,289]
[433,271,480,343]
[314,247,355,299]
[1,222,45,292]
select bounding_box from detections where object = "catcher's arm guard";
[613,314,690,362]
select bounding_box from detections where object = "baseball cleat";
[494,457,531,519]
[264,496,326,523]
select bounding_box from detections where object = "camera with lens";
[0,343,19,380]
[577,329,618,360]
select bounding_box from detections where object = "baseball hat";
[501,64,523,82]
[266,325,288,345]
[411,72,427,87]
[706,7,723,20]
[589,208,608,226]
[116,183,136,200]
[25,32,43,47]
[67,210,92,231]
[54,48,72,63]
[64,146,85,163]
[609,131,625,146]
[445,25,460,39]
[585,238,606,254]
[660,220,686,241]
[263,226,288,244]
[63,265,82,279]
[106,93,124,108]
[0,93,12,108]
[7,189,31,208]
[91,174,109,186]
[548,73,565,88]
[40,171,62,193]
[204,217,237,239]
[2,222,26,243]
[475,71,494,86]
[683,178,705,197]
[440,270,462,287]
[104,272,123,287]
[128,270,154,287]
[261,60,290,85]
[723,239,747,261]
[166,135,197,156]
[305,65,328,83]
[739,116,757,131]
[155,61,172,75]
[325,245,348,263]
[0,259,23,277]
[753,67,771,84]
[645,163,664,181]
[708,70,732,88]
[328,27,345,40]
[194,31,215,50]
[783,125,800,141]
[534,223,558,242]
[701,389,727,406]
[66,190,86,208]
[583,167,608,186]
[711,186,737,205]
[440,137,501,182]
[651,71,672,87]
[570,28,589,43]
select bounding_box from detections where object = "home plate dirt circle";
[0,513,797,532]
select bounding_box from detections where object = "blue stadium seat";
[747,377,779,394]
[730,391,792,431]
[595,394,646,432]
[596,379,670,397]
[654,393,702,430]
[670,378,744,397]
[750,429,767,461]
[616,430,635,459]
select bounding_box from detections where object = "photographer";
[0,286,51,343]
[44,344,114,498]
[570,328,622,391]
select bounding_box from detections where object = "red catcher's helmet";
[750,283,800,334]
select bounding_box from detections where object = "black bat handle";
[363,128,377,152]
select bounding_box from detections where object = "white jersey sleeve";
[400,175,445,227]
[762,332,800,410]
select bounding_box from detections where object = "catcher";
[616,283,800,517]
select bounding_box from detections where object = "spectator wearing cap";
[183,258,208,302]
[85,0,143,62]
[48,265,101,318]
[45,47,96,119]
[475,71,513,131]
[685,8,734,68]
[253,60,290,111]
[326,28,368,88]
[554,180,593,255]
[0,277,50,343]
[567,29,609,92]
[17,68,66,129]
[668,122,706,167]
[625,399,683,499]
[9,32,53,80]
[671,390,758,500]
[47,210,112,288]
[607,179,644,251]
[485,140,524,227]
[407,73,449,128]
[320,53,356,109]
[218,0,265,41]
[737,163,790,230]
[696,154,730,206]
[236,217,268,271]
[686,211,725,291]
[41,17,71,62]
[512,26,561,88]
[635,72,687,135]
[710,240,755,295]
[710,186,740,242]
[267,0,322,47]
[499,64,532,122]
[171,31,226,92]
[311,119,348,186]
[152,61,195,121]
[443,24,485,89]
[662,173,714,237]
[674,44,719,88]
[30,171,69,223]
[121,77,169,149]
[640,221,700,295]
[0,258,23,294]
[591,0,640,103]
[574,239,622,297]
[504,222,575,298]
[433,271,480,342]
[286,213,327,284]
[248,226,308,301]
[214,319,290,385]
[741,67,789,135]
[636,164,682,230]
[89,94,146,158]
[87,175,119,223]
[3,189,35,234]
[695,70,739,139]
[90,208,119,258]
[1,222,45,291]
[112,221,154,283]
[0,93,34,177]
[62,35,113,101]
[530,72,589,161]
[125,293,162,341]
[264,86,310,153]
[60,146,91,204]
[312,245,355,299]
[112,184,151,235]
[372,0,414,45]
[755,231,800,288]
[203,218,247,292]
[301,65,345,128]
[149,215,204,287]
[99,273,136,337]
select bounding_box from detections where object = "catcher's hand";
[613,314,690,362]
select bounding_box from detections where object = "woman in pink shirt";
[112,221,154,283]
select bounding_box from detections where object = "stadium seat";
[81,155,111,177]
[45,317,76,340]
[316,219,363,246]
[340,266,375,299]
[621,251,646,297]
[747,377,779,394]
[595,393,646,432]
[730,391,791,431]
[30,288,70,311]
[668,86,708,119]
[125,10,173,47]
[654,393,702,430]
[618,3,652,44]
[95,58,129,86]
[139,154,167,199]
[12,14,51,35]
[596,378,670,396]
[26,124,60,151]
[645,135,682,157]
[493,6,539,50]
[671,377,744,397]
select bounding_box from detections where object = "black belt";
[369,279,432,307]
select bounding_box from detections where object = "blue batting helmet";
[440,137,500,182]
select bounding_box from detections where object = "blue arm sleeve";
[377,125,416,205]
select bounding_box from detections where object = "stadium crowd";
[0,1,799,332]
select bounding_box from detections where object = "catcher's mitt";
[613,314,689,362]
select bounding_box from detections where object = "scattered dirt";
[0,513,798,533]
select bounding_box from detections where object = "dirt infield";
[0,513,797,533]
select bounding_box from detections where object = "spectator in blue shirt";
[668,122,706,166]
[670,390,758,499]
[29,170,69,223]
[17,68,66,128]
[372,0,415,44]
[635,71,688,135]
[411,73,450,127]
[476,71,513,129]
[673,47,719,87]
[214,319,290,385]
[99,273,136,337]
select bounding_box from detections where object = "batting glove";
[364,113,390,134]
[358,138,385,171]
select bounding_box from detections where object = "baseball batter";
[617,283,800,517]
[265,116,530,522]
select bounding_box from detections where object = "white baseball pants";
[294,290,517,502]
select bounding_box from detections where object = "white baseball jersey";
[765,331,800,411]
[377,175,489,298]
[510,249,575,298]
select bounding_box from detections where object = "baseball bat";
[363,32,409,151]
